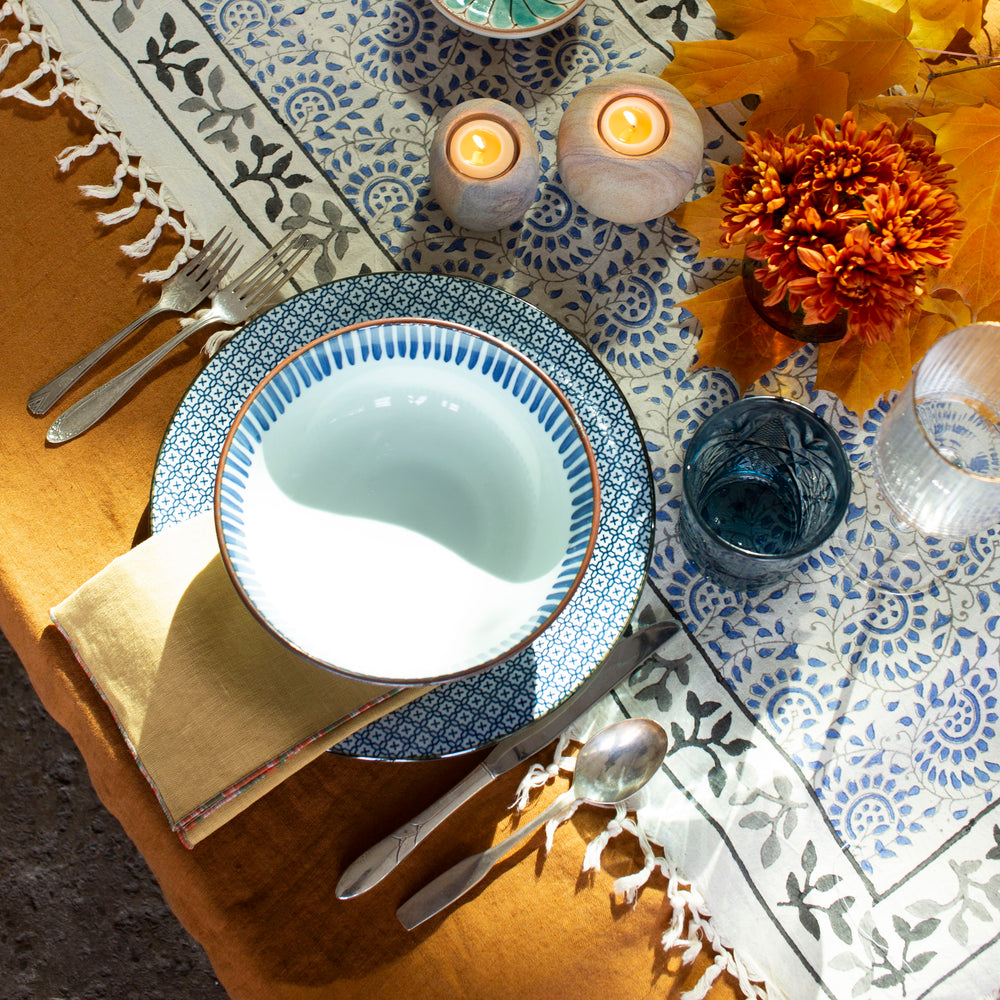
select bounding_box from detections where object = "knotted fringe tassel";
[1,0,195,280]
[203,322,246,357]
[515,737,772,1000]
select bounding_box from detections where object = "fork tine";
[240,239,313,312]
[179,227,227,274]
[198,239,243,297]
[184,228,238,281]
[228,231,300,293]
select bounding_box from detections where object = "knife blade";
[334,618,678,899]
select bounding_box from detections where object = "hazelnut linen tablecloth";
[0,82,738,1000]
[4,0,1000,999]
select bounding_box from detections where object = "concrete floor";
[0,629,229,999]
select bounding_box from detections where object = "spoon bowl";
[572,717,669,806]
[397,718,668,929]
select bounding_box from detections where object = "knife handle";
[336,760,495,899]
[396,791,574,930]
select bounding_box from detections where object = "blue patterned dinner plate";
[151,272,653,759]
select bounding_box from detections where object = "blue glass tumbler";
[679,396,851,591]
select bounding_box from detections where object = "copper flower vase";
[741,257,848,344]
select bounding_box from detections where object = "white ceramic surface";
[215,317,600,685]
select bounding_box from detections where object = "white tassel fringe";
[1,0,195,280]
[514,736,771,1000]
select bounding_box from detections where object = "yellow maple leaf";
[853,94,939,128]
[813,288,969,411]
[904,286,970,368]
[658,0,997,414]
[924,60,1000,107]
[794,1,920,107]
[970,298,1000,320]
[871,0,985,50]
[921,103,1000,308]
[667,162,741,259]
[913,284,973,328]
[660,0,853,108]
[683,277,802,390]
[746,67,851,134]
[816,324,914,412]
[659,40,798,110]
[709,0,852,36]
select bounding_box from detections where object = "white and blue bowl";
[214,317,600,686]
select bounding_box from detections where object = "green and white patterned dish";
[429,0,586,38]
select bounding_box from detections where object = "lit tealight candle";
[430,99,540,231]
[598,95,666,156]
[448,118,517,179]
[557,72,704,225]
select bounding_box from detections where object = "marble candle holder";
[557,72,704,226]
[429,99,540,232]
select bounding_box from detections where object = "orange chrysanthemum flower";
[720,126,808,243]
[721,112,964,345]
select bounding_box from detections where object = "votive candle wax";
[430,99,540,232]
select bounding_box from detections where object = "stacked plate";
[151,273,653,759]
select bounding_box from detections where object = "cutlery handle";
[396,792,574,930]
[28,304,164,415]
[46,313,220,444]
[336,761,496,900]
[337,620,679,900]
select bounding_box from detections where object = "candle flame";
[451,120,513,177]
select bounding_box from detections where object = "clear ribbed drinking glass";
[873,322,1000,537]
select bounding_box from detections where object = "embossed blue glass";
[679,396,851,591]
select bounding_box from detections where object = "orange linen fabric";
[0,36,744,1000]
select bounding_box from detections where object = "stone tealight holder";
[429,99,540,232]
[557,72,704,226]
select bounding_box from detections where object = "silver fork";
[46,233,314,445]
[28,228,241,416]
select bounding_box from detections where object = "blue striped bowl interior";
[214,318,600,686]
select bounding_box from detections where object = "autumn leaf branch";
[660,0,1000,414]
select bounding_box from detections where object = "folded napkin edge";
[49,609,180,824]
[49,607,430,848]
[172,683,417,835]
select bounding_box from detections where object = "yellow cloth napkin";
[51,512,429,847]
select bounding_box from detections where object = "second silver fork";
[28,227,241,416]
[47,233,314,445]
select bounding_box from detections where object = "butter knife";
[335,618,678,899]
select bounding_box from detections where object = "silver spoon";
[396,717,668,930]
